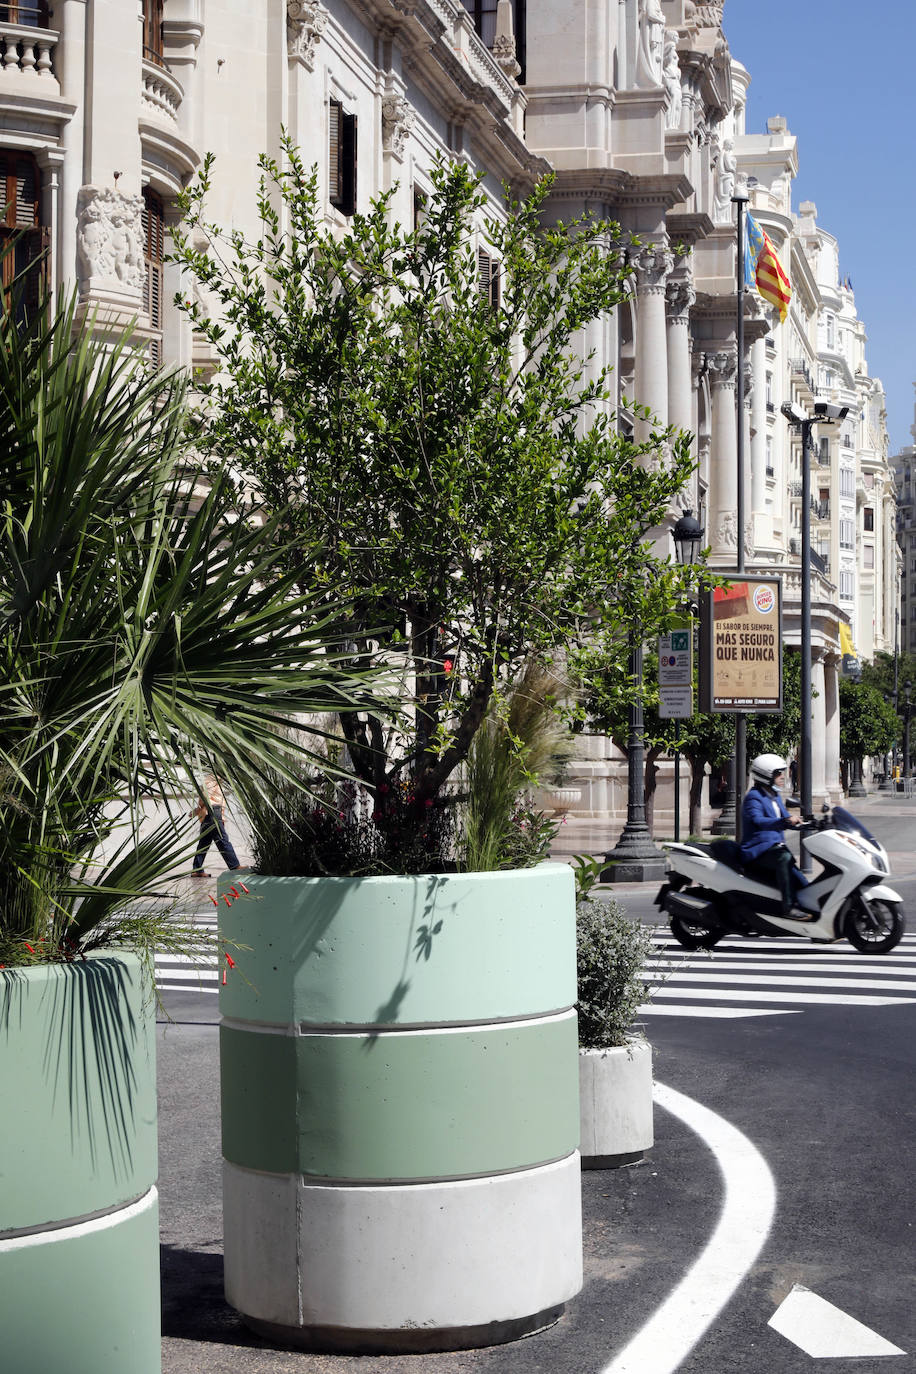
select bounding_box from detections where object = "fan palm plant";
[0,288,390,966]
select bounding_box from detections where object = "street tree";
[839,678,899,779]
[170,137,701,857]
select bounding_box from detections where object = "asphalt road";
[157,795,916,1372]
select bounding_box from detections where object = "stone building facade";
[5,0,897,838]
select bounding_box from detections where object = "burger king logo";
[753,584,775,614]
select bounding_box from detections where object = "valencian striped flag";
[744,213,792,321]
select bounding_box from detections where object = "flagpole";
[732,186,748,843]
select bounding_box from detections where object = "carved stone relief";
[381,93,415,159]
[287,0,327,70]
[636,0,665,87]
[663,31,683,130]
[712,137,736,224]
[706,347,738,388]
[633,241,673,296]
[665,276,695,322]
[76,186,144,295]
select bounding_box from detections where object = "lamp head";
[672,508,705,565]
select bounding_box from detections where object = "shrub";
[575,885,654,1049]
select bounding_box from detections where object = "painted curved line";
[0,1187,158,1253]
[600,1081,776,1374]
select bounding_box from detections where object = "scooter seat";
[708,838,746,874]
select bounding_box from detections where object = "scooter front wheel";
[670,913,723,951]
[845,898,905,955]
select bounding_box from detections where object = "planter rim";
[0,949,143,981]
[578,1035,649,1055]
[228,861,571,888]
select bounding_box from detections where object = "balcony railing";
[810,549,829,575]
[141,56,182,123]
[0,16,56,77]
[766,400,775,414]
[816,500,830,520]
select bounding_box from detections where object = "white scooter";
[656,804,906,954]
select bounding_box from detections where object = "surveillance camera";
[813,401,849,423]
[780,401,808,425]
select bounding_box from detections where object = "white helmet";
[749,753,787,787]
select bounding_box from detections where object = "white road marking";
[648,986,912,1007]
[651,956,916,970]
[637,1004,799,1019]
[768,1284,905,1358]
[643,971,916,994]
[600,1082,776,1374]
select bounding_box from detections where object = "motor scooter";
[655,803,905,954]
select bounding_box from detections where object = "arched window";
[142,187,165,367]
[0,150,47,319]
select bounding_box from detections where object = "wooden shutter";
[329,101,357,215]
[142,188,164,365]
[0,151,44,320]
[329,99,343,207]
[477,248,500,312]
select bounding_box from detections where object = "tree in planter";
[0,290,387,966]
[169,136,701,869]
[838,678,898,792]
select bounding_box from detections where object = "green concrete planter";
[218,863,582,1353]
[0,953,160,1374]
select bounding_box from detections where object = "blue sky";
[723,2,916,452]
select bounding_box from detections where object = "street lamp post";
[603,630,667,883]
[781,399,849,871]
[671,509,705,844]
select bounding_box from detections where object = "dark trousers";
[747,844,795,912]
[192,805,240,871]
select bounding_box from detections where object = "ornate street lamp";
[669,509,704,841]
[904,679,913,779]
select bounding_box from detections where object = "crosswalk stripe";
[647,986,912,1007]
[637,1005,800,1019]
[642,971,916,994]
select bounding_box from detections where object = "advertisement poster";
[699,576,783,712]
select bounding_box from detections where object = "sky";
[722,1,916,454]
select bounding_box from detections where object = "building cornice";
[548,168,693,211]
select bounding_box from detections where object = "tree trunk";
[643,745,662,833]
[686,753,706,838]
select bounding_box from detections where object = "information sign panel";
[699,576,783,713]
[659,685,694,719]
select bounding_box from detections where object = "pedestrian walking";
[189,774,242,876]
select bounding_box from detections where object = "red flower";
[239,882,249,894]
[225,954,236,969]
[24,942,35,955]
[443,658,453,674]
[209,894,219,907]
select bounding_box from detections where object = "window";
[477,247,500,312]
[461,0,526,80]
[826,314,835,350]
[818,436,829,464]
[142,0,164,66]
[863,544,874,570]
[839,519,854,550]
[839,571,854,600]
[864,507,874,532]
[765,436,773,476]
[839,466,855,498]
[329,99,357,216]
[0,2,49,24]
[142,187,164,368]
[0,150,47,320]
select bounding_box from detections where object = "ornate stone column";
[706,344,739,560]
[750,333,767,516]
[811,651,827,802]
[665,275,695,438]
[633,240,673,440]
[824,652,842,800]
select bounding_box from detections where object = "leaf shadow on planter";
[2,959,149,1180]
[365,873,451,1045]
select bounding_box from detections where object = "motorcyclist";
[740,754,804,916]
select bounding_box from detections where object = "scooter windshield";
[832,806,879,845]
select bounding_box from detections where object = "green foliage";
[0,290,387,964]
[170,135,702,866]
[575,888,655,1048]
[839,678,899,760]
[462,659,572,871]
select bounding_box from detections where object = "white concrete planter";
[578,1039,653,1168]
[219,865,583,1353]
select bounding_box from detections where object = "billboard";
[699,576,783,713]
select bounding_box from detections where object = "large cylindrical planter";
[0,954,160,1374]
[218,863,582,1353]
[578,1040,653,1168]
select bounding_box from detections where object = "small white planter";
[578,1040,653,1168]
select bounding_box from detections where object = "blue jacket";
[740,784,792,861]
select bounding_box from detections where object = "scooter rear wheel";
[670,913,723,951]
[845,898,905,955]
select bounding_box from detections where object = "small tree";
[839,678,898,779]
[170,138,701,864]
